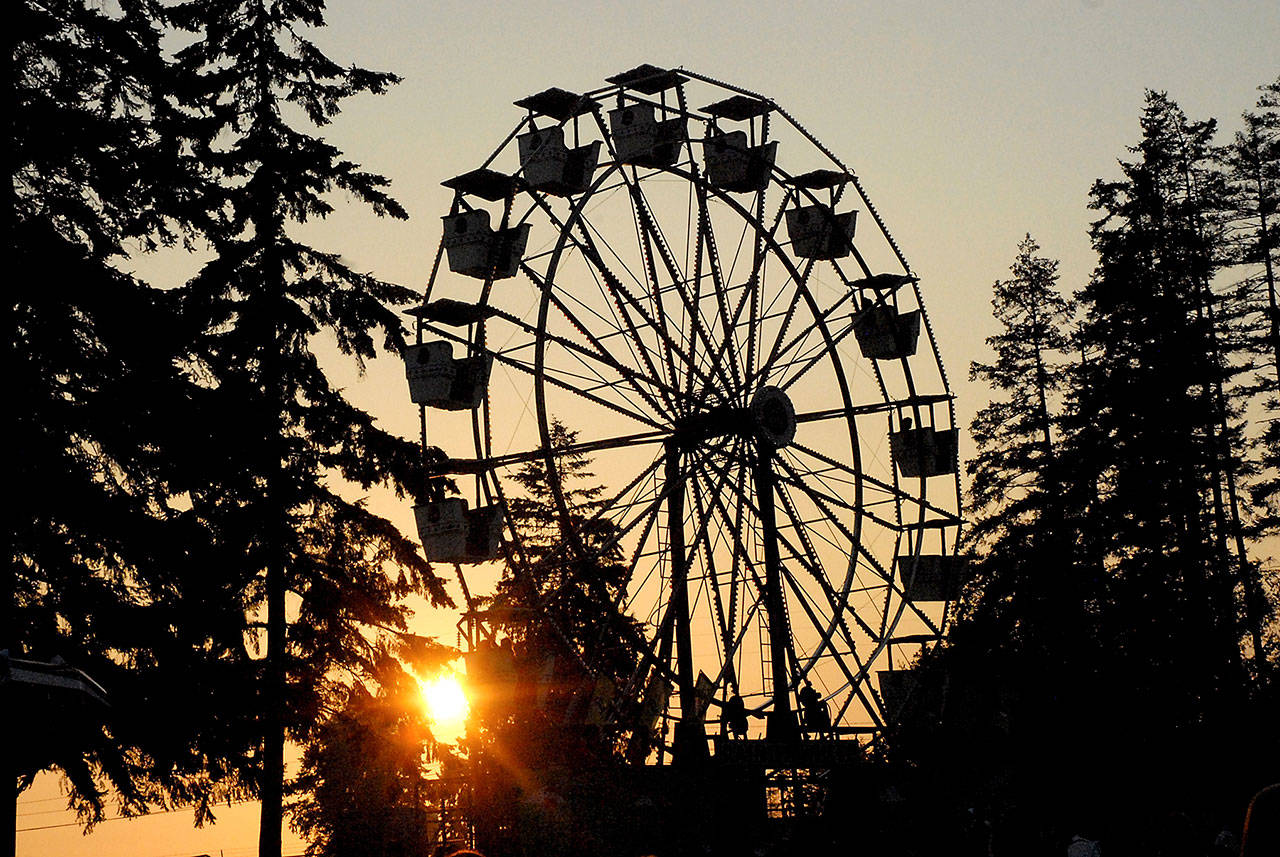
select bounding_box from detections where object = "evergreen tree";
[1228,77,1280,399]
[961,235,1090,670]
[967,234,1075,545]
[1224,77,1280,680]
[457,420,645,857]
[163,2,451,854]
[11,0,256,825]
[494,418,639,681]
[291,640,451,857]
[1226,78,1280,570]
[899,95,1278,841]
[1072,91,1253,729]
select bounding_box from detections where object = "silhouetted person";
[901,416,914,431]
[724,692,748,738]
[798,681,829,735]
[1241,783,1280,857]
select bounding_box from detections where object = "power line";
[16,807,79,818]
[17,799,255,832]
[15,795,71,806]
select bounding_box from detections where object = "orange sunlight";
[421,673,469,742]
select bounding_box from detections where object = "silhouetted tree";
[494,419,639,682]
[1225,78,1280,676]
[455,420,645,857]
[899,237,1097,837]
[1072,92,1254,730]
[291,639,452,857]
[963,234,1093,673]
[901,94,1279,846]
[11,0,259,826]
[1228,77,1280,399]
[163,2,450,854]
[967,234,1076,543]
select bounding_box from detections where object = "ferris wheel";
[404,65,963,762]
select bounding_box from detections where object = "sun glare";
[421,674,469,731]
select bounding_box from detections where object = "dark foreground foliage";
[10,4,447,856]
[892,84,1280,856]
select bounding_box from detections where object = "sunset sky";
[18,1,1279,855]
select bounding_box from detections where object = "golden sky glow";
[19,1,1280,856]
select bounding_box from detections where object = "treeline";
[895,84,1279,854]
[11,2,448,857]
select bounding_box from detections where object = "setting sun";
[421,674,469,732]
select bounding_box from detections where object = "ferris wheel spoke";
[414,317,658,429]
[526,264,678,419]
[688,183,746,397]
[480,278,677,415]
[539,453,673,617]
[774,513,881,652]
[698,470,777,689]
[620,169,755,403]
[684,195,706,401]
[682,213,790,417]
[772,471,884,652]
[774,464,886,532]
[753,254,820,380]
[753,286,857,389]
[538,328,670,419]
[775,555,870,698]
[578,233,733,410]
[786,438,962,527]
[578,190,654,295]
[458,429,670,475]
[742,190,791,385]
[692,190,794,412]
[616,166,697,399]
[774,317,859,393]
[686,259,769,413]
[688,463,742,685]
[528,184,705,408]
[699,447,884,651]
[539,363,666,429]
[839,533,943,643]
[791,392,953,425]
[541,265,663,378]
[764,501,888,725]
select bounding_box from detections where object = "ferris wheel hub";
[669,387,797,451]
[750,386,797,449]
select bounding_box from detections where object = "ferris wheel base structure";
[406,63,966,768]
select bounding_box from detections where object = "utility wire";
[17,799,255,832]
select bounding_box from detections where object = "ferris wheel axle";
[670,386,798,451]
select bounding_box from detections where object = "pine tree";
[457,420,645,857]
[1229,77,1280,398]
[962,235,1091,665]
[11,0,257,825]
[1227,78,1280,562]
[291,640,451,857]
[1070,91,1260,772]
[1223,77,1280,680]
[494,418,638,680]
[967,234,1075,543]
[163,3,450,854]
